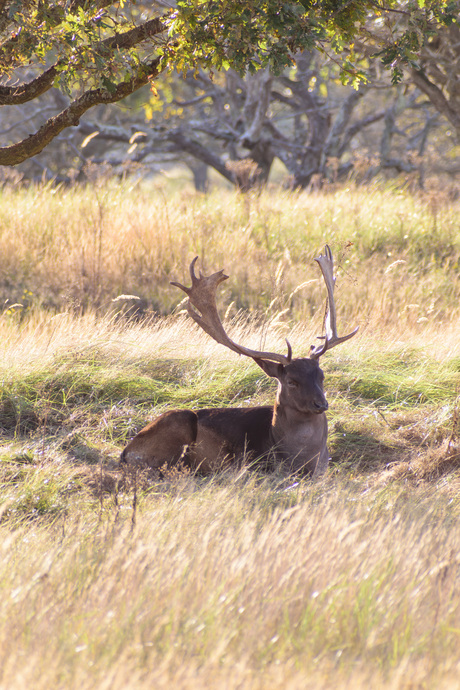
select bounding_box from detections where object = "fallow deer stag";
[121,246,358,476]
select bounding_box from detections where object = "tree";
[354,2,460,136]
[410,22,460,136]
[73,57,451,191]
[0,1,166,165]
[0,0,456,167]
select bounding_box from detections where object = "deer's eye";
[286,378,299,388]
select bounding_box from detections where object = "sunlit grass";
[1,310,459,487]
[1,182,459,327]
[0,182,460,688]
[0,476,459,689]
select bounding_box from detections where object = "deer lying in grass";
[121,246,358,476]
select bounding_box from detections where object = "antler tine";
[310,245,358,360]
[171,257,292,365]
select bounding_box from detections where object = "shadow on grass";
[331,427,404,473]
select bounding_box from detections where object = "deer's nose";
[313,399,328,413]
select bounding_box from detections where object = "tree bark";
[0,58,161,165]
[410,68,460,137]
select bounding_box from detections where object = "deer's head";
[171,246,357,409]
[255,357,328,415]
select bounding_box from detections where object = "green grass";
[326,346,459,406]
[0,183,460,688]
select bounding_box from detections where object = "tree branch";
[165,129,236,184]
[0,65,59,106]
[0,16,166,106]
[0,58,162,166]
[409,68,460,135]
[321,89,363,165]
[240,69,273,145]
[83,122,238,185]
[0,0,115,69]
[78,120,136,144]
[339,110,385,156]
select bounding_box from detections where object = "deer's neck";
[270,399,328,475]
[271,400,325,438]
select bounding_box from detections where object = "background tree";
[0,0,456,170]
[11,51,452,191]
[356,5,460,137]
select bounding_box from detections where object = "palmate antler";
[171,257,292,364]
[309,245,359,360]
[171,248,358,364]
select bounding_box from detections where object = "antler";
[310,245,358,360]
[171,257,292,364]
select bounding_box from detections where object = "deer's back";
[121,405,274,473]
[190,406,274,473]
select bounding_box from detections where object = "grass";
[1,477,459,689]
[0,182,460,688]
[1,179,459,326]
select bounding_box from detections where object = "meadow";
[0,180,459,688]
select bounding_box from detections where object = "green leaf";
[101,75,117,93]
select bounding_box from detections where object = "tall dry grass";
[1,477,459,690]
[1,182,460,689]
[1,181,459,329]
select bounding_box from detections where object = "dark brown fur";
[121,358,329,476]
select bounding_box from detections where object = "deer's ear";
[253,358,284,379]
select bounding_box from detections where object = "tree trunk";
[188,160,209,192]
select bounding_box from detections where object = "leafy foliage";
[1,2,150,93]
[1,1,457,90]
[0,1,457,165]
[165,0,457,83]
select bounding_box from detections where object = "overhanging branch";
[0,16,166,106]
[0,1,121,71]
[0,58,162,166]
